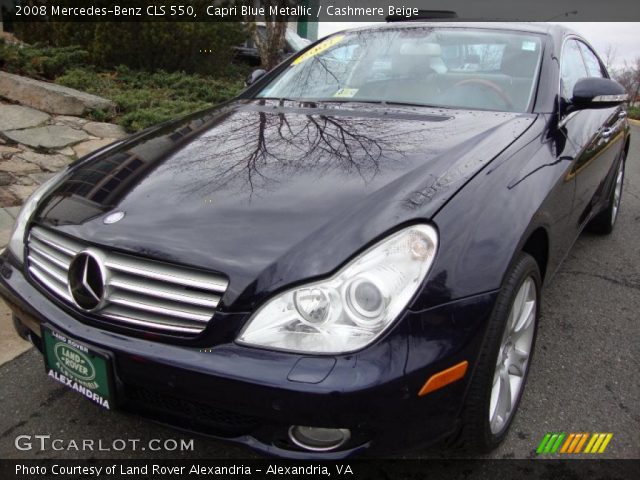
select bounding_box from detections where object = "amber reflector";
[418,361,469,397]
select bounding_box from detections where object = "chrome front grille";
[27,227,228,335]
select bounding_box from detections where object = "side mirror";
[571,77,628,110]
[245,69,267,87]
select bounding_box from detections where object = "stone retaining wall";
[0,73,126,208]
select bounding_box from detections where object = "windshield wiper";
[254,97,439,110]
[255,97,327,109]
[316,99,439,109]
[256,97,315,104]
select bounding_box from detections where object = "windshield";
[256,27,543,113]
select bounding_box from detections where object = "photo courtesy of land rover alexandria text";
[0,23,630,457]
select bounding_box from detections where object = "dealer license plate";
[42,325,114,409]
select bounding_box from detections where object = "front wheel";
[454,253,541,452]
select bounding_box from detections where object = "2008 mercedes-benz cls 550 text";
[0,23,630,457]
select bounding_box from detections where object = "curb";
[629,118,640,127]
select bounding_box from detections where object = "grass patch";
[628,106,640,120]
[1,40,248,132]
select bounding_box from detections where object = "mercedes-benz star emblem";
[68,252,105,311]
[103,211,125,224]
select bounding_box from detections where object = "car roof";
[339,22,577,40]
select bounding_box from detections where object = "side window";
[578,43,606,78]
[561,40,588,99]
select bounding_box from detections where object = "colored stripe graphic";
[584,433,598,453]
[562,433,580,453]
[537,433,613,454]
[591,434,606,453]
[545,434,559,453]
[567,433,583,453]
[585,433,613,453]
[574,433,589,453]
[536,433,552,454]
[537,433,566,454]
[560,433,575,453]
[598,434,613,453]
[550,433,566,453]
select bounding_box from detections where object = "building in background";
[296,0,319,41]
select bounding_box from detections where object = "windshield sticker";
[333,88,359,98]
[292,35,345,65]
[522,40,537,51]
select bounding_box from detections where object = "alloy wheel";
[489,276,537,434]
[611,161,624,226]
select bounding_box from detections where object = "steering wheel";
[453,78,514,110]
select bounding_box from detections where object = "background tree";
[243,0,293,70]
[602,44,617,72]
[613,57,640,106]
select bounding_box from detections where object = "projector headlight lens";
[237,224,438,354]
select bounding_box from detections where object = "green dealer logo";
[54,343,96,383]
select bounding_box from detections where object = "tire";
[454,253,541,452]
[587,154,625,235]
[12,315,31,341]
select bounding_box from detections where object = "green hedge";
[0,38,247,132]
[14,8,246,75]
[55,66,244,131]
[0,41,90,79]
[629,106,640,121]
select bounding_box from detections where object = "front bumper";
[0,252,498,458]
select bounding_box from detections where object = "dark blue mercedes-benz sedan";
[0,22,630,457]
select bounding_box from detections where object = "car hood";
[35,100,535,311]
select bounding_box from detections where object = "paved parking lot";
[0,126,638,460]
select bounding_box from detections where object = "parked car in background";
[1,23,629,458]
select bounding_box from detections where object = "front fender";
[412,115,571,310]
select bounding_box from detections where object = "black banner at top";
[3,0,640,22]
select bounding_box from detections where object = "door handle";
[601,127,614,139]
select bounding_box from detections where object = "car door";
[560,39,624,231]
[577,41,627,212]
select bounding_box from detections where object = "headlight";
[7,170,67,264]
[237,224,438,354]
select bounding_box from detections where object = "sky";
[317,22,640,71]
[559,23,639,70]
